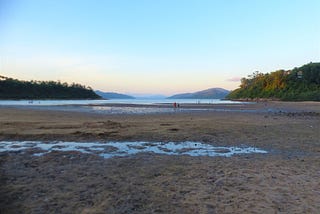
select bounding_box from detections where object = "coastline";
[1,101,320,213]
[1,100,320,115]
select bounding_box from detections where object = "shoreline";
[1,101,320,115]
[1,101,320,213]
[0,101,319,149]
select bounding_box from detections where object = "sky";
[0,0,319,96]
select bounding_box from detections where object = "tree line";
[227,62,320,101]
[0,76,101,99]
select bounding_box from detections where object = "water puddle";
[0,141,267,158]
[90,106,176,114]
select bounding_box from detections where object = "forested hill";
[0,76,101,99]
[227,62,320,101]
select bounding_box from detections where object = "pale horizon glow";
[0,0,319,96]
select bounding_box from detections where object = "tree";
[0,76,101,100]
[227,62,320,101]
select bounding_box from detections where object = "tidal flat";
[0,101,319,213]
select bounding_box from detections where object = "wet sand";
[0,101,320,213]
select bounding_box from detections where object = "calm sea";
[0,98,243,106]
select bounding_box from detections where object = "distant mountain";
[167,88,230,99]
[95,90,135,99]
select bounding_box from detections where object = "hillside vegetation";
[0,76,100,99]
[227,62,320,101]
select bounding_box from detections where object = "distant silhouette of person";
[173,102,177,108]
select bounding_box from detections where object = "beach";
[0,101,320,213]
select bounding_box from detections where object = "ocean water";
[0,98,244,106]
[0,99,255,114]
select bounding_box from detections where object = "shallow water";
[90,106,176,114]
[0,99,256,114]
[0,141,267,158]
[0,99,245,106]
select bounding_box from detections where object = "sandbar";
[0,101,319,213]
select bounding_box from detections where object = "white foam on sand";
[0,141,267,158]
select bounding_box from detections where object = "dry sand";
[0,101,319,213]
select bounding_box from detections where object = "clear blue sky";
[0,0,319,95]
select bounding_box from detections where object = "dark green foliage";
[0,76,101,99]
[227,62,320,101]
